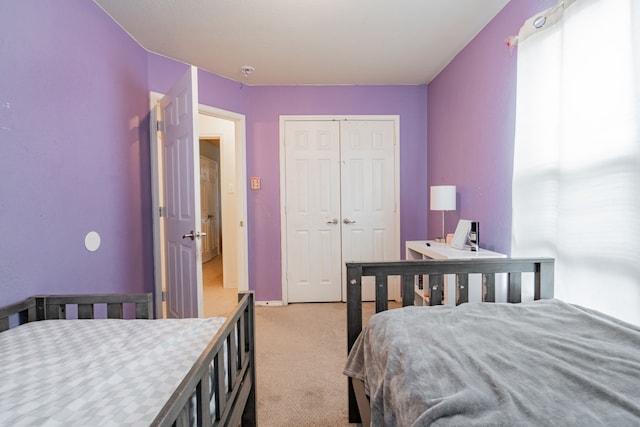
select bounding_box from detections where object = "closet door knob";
[343,218,356,224]
[326,218,339,224]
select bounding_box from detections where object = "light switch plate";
[250,177,261,190]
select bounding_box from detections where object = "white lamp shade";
[430,185,456,211]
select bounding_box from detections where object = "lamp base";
[434,237,446,243]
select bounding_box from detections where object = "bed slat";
[402,275,414,307]
[429,274,444,305]
[107,303,123,319]
[508,272,522,303]
[78,303,94,319]
[228,333,238,392]
[46,304,65,320]
[375,275,389,313]
[237,312,246,368]
[484,273,496,302]
[457,274,469,305]
[198,378,211,427]
[536,260,555,300]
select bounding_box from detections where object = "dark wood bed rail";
[0,293,153,331]
[152,291,257,427]
[346,257,555,423]
[35,293,154,320]
[0,298,37,332]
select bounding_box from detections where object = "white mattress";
[0,317,226,426]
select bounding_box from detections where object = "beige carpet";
[255,302,384,426]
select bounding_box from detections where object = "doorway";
[200,139,233,316]
[199,113,240,317]
[150,88,248,318]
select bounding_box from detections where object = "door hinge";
[159,206,166,217]
[156,120,163,132]
[161,290,167,302]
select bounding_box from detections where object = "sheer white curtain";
[512,0,640,324]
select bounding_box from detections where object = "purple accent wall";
[246,85,427,301]
[0,2,152,306]
[427,0,556,253]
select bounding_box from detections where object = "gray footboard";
[345,257,554,424]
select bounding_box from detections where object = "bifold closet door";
[284,119,397,303]
[340,120,397,301]
[284,121,343,302]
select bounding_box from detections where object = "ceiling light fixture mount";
[240,65,255,77]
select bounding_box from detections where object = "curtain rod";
[506,0,577,47]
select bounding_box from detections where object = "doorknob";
[182,230,207,240]
[326,218,339,224]
[343,218,357,224]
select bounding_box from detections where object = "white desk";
[405,240,506,306]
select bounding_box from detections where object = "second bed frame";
[345,257,555,425]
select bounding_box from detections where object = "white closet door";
[283,118,398,303]
[284,121,343,302]
[340,120,397,301]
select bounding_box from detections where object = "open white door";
[158,66,203,318]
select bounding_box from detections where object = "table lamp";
[430,185,456,242]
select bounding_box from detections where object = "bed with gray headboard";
[0,292,256,427]
[343,258,640,426]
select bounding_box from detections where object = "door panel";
[160,66,203,318]
[285,121,342,302]
[340,120,397,301]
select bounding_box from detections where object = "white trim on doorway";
[150,91,249,318]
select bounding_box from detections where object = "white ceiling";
[93,0,510,86]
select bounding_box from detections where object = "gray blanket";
[344,299,640,426]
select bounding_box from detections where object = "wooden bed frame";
[0,291,257,427]
[345,257,554,425]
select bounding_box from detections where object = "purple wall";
[0,2,153,307]
[246,86,427,300]
[1,0,548,306]
[427,0,556,253]
[147,55,249,114]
